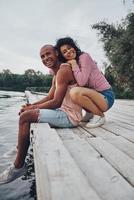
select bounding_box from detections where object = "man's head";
[40,45,59,70]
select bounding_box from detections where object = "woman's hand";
[67,59,77,68]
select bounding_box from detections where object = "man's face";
[40,46,58,69]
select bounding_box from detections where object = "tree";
[0,69,52,92]
[0,69,14,87]
[123,0,134,4]
[92,12,134,98]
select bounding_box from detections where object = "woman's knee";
[70,87,83,103]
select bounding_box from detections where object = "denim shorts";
[38,108,74,128]
[99,88,115,110]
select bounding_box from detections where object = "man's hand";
[19,104,37,115]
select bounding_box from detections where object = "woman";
[55,37,115,128]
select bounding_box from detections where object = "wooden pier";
[25,91,134,200]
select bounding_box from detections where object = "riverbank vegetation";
[92,12,134,99]
[0,69,52,92]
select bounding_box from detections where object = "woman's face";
[60,44,76,60]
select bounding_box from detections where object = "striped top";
[72,53,111,91]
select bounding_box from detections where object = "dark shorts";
[99,88,115,110]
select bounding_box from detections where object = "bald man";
[0,45,82,184]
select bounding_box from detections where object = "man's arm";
[36,66,73,109]
[20,77,56,113]
[32,77,55,105]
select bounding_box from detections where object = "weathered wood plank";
[106,115,134,130]
[107,111,134,123]
[80,125,117,139]
[105,111,134,126]
[31,124,101,200]
[26,91,134,200]
[72,126,93,138]
[87,137,134,186]
[57,128,134,200]
[79,125,134,159]
[108,108,134,118]
[101,121,134,143]
[112,99,134,106]
[114,121,134,132]
[25,90,41,104]
[104,135,134,159]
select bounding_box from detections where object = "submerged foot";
[0,163,27,185]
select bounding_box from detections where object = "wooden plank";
[101,121,134,143]
[25,90,40,104]
[31,123,101,200]
[106,114,134,128]
[104,136,134,159]
[57,128,100,158]
[106,100,134,124]
[112,99,134,106]
[72,126,92,138]
[26,92,134,199]
[87,137,134,186]
[80,125,117,139]
[57,128,134,200]
[111,111,134,118]
[106,113,134,126]
[114,121,134,132]
[79,125,134,159]
[107,111,134,123]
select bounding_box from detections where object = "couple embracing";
[0,37,115,184]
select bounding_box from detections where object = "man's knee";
[19,111,28,124]
[19,110,34,123]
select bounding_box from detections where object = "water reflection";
[0,94,11,98]
[0,90,37,200]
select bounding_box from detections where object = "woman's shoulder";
[79,52,93,63]
[79,52,91,59]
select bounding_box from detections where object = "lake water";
[0,90,36,200]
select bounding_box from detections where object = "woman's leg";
[70,87,108,116]
[15,109,39,168]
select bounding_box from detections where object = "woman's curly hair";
[55,37,82,63]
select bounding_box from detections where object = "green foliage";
[26,86,51,93]
[0,69,52,92]
[92,12,134,99]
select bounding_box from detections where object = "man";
[0,45,82,184]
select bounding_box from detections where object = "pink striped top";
[72,53,111,91]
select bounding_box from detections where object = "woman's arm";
[71,53,95,86]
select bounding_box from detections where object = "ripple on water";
[0,91,36,200]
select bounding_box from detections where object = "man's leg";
[15,109,39,168]
[0,108,74,184]
[0,109,39,184]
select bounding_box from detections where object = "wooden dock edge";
[26,91,101,200]
[25,90,134,200]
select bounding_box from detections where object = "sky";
[0,0,133,74]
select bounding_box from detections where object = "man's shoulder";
[57,64,72,75]
[56,64,74,82]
